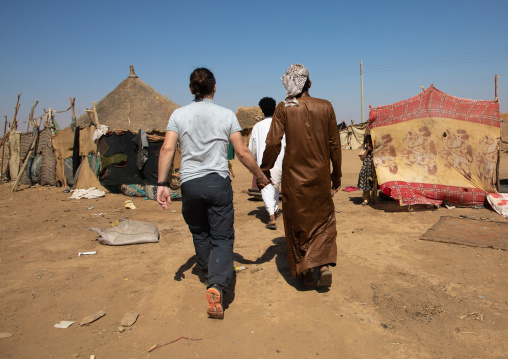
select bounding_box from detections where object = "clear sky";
[1,0,507,133]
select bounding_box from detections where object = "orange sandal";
[206,285,224,319]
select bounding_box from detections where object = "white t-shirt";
[167,99,241,184]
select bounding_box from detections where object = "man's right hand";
[331,174,341,193]
[256,175,273,190]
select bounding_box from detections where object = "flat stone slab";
[121,312,139,327]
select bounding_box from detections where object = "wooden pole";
[69,97,76,128]
[48,108,52,128]
[12,129,39,191]
[69,97,76,119]
[43,108,48,127]
[28,100,39,132]
[1,116,7,176]
[49,108,58,132]
[92,101,100,126]
[496,141,501,193]
[10,94,21,132]
[495,74,500,192]
[360,60,364,123]
[495,74,498,102]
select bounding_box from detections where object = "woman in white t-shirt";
[157,68,270,319]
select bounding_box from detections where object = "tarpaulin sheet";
[369,85,500,207]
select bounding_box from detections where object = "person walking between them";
[248,97,285,230]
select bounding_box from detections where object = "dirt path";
[1,148,507,358]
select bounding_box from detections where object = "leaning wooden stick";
[1,116,7,176]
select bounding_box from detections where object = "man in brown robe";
[260,64,342,288]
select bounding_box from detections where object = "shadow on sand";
[347,193,440,213]
[173,234,324,309]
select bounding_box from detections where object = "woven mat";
[420,216,508,250]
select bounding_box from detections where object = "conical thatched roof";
[236,106,264,129]
[76,66,180,133]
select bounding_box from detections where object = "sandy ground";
[1,138,508,358]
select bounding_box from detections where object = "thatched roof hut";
[235,106,264,145]
[76,66,179,133]
[236,106,264,130]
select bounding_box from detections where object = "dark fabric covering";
[260,97,342,278]
[64,157,76,187]
[72,127,81,177]
[142,140,163,184]
[99,132,142,184]
[99,131,162,185]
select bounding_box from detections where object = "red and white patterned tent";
[369,85,500,207]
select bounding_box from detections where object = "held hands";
[256,174,273,190]
[157,186,171,209]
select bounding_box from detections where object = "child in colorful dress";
[358,135,377,205]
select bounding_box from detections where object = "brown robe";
[260,96,342,278]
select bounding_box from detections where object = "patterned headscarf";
[281,64,309,107]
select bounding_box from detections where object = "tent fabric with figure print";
[369,85,501,207]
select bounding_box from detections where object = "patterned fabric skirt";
[358,154,375,191]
